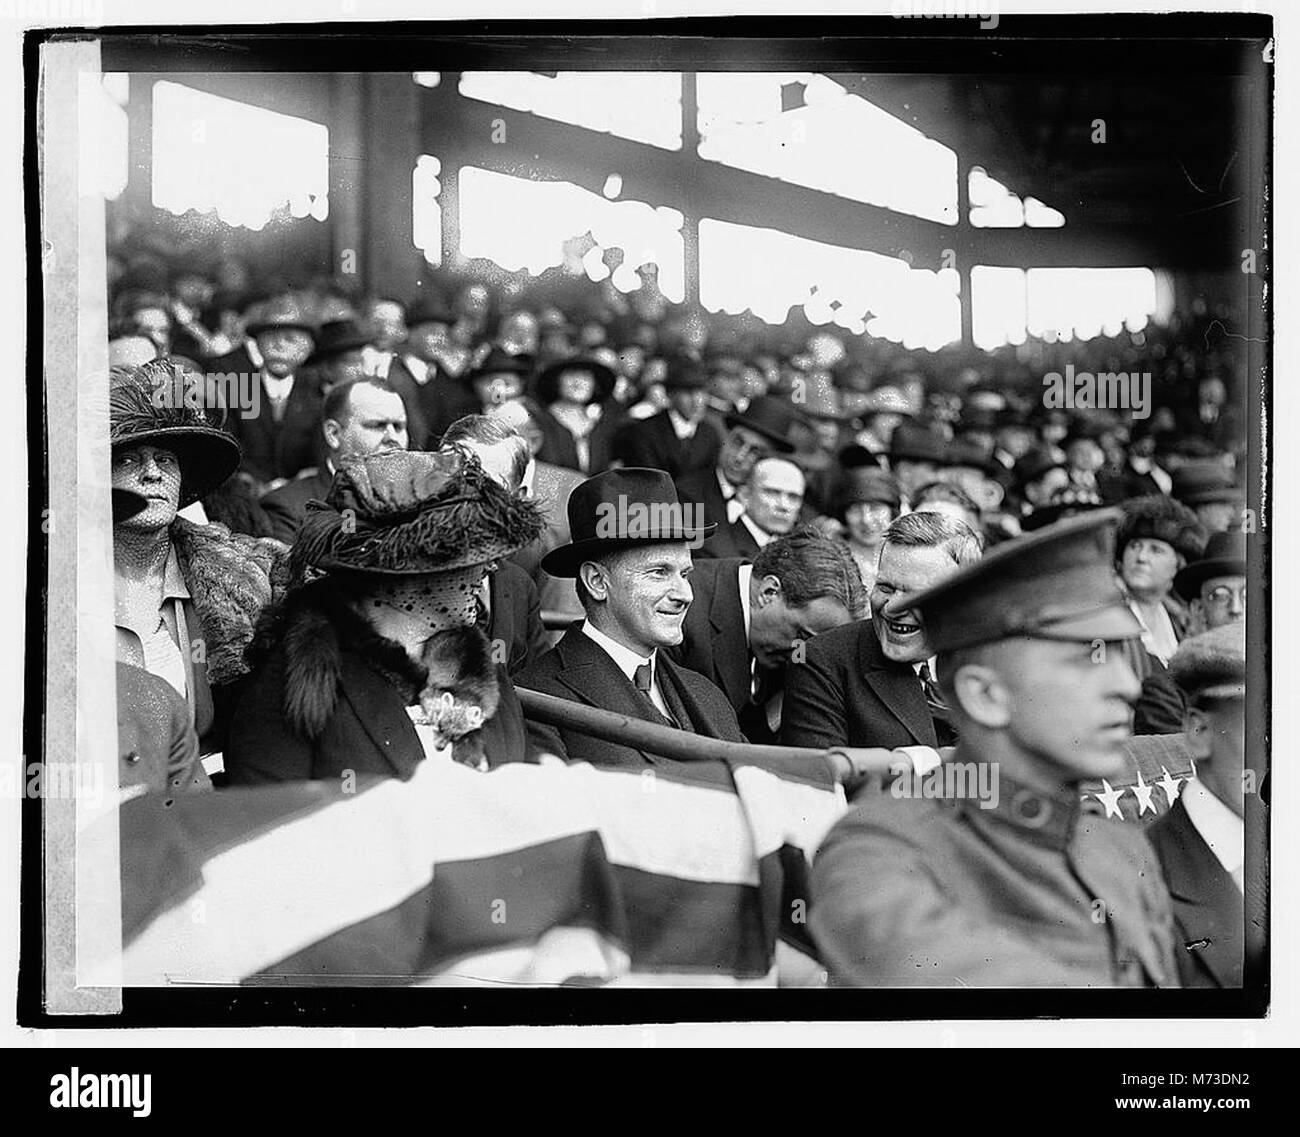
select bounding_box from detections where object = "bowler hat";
[886,509,1143,653]
[292,449,545,579]
[536,355,618,406]
[1173,529,1247,602]
[541,467,715,578]
[723,395,799,452]
[662,357,709,392]
[245,295,317,340]
[306,319,371,365]
[109,359,242,507]
[834,467,902,519]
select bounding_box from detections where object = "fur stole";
[170,517,291,687]
[265,580,501,765]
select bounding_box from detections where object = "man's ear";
[578,561,610,604]
[322,418,342,450]
[755,573,782,607]
[1183,705,1213,761]
[951,662,1011,729]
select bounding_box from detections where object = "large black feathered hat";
[291,449,545,579]
[109,358,242,506]
[1115,494,1209,564]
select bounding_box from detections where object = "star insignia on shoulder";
[1094,778,1125,820]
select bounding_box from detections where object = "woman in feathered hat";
[110,358,290,756]
[225,449,545,782]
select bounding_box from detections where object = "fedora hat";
[541,467,715,578]
[306,319,371,365]
[723,394,799,452]
[109,359,242,507]
[291,449,545,579]
[469,347,534,381]
[1173,529,1247,602]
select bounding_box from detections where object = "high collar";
[957,766,1082,853]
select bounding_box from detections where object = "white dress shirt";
[737,512,775,549]
[1181,779,1245,892]
[668,409,697,441]
[581,620,672,720]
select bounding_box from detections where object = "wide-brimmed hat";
[245,295,317,340]
[1173,529,1247,602]
[1172,460,1243,506]
[306,319,371,365]
[723,394,799,452]
[291,449,545,579]
[536,355,618,406]
[834,467,902,520]
[889,422,949,465]
[541,467,715,578]
[469,347,534,383]
[943,437,1004,478]
[109,359,242,507]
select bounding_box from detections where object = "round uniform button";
[1010,788,1052,829]
[125,751,141,764]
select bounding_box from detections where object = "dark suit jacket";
[487,561,550,678]
[697,516,764,561]
[676,466,732,531]
[388,355,481,450]
[1148,798,1247,988]
[216,361,324,483]
[536,401,627,474]
[515,624,750,787]
[780,619,939,751]
[259,467,334,545]
[613,411,721,480]
[1134,654,1187,736]
[117,663,210,796]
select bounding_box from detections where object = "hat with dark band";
[1171,460,1244,506]
[889,422,949,465]
[1173,529,1247,602]
[536,355,618,406]
[306,319,371,365]
[884,509,1143,653]
[109,359,243,507]
[541,467,715,578]
[244,295,317,340]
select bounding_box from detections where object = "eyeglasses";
[1204,585,1247,608]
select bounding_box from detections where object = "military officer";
[811,509,1181,987]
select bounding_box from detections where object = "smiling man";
[782,512,983,752]
[515,468,752,771]
[811,510,1181,988]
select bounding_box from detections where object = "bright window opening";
[700,219,961,349]
[413,155,443,266]
[151,81,329,231]
[969,166,1065,228]
[697,73,958,225]
[458,166,685,302]
[459,72,683,151]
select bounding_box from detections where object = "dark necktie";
[917,661,957,746]
[634,661,683,730]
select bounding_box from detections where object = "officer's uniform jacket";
[811,770,1181,987]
